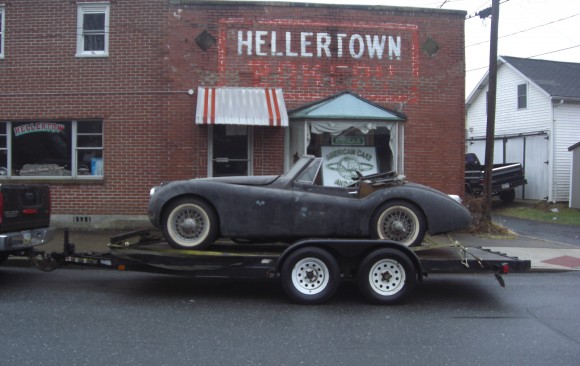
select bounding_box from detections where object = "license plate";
[501,183,510,189]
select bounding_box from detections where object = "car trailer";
[31,229,531,305]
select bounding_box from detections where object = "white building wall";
[553,103,580,202]
[466,65,552,140]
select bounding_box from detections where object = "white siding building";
[466,56,580,202]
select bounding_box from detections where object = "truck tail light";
[23,208,38,215]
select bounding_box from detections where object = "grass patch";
[494,201,580,226]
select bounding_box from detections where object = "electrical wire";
[466,12,580,48]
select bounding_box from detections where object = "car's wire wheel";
[162,198,217,250]
[372,201,426,247]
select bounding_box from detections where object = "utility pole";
[482,0,500,221]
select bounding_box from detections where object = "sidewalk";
[37,227,580,272]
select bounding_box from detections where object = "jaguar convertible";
[148,155,471,250]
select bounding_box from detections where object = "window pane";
[83,13,105,31]
[0,151,6,176]
[77,150,103,175]
[12,122,72,176]
[213,125,248,159]
[78,135,102,147]
[84,35,105,51]
[78,121,102,134]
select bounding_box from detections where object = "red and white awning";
[195,87,288,127]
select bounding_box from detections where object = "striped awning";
[195,87,288,127]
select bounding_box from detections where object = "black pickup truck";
[0,184,54,264]
[465,153,527,203]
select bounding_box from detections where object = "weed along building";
[0,1,466,228]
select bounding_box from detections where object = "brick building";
[0,1,466,228]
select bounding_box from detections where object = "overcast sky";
[242,0,580,97]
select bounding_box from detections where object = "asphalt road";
[493,214,580,247]
[1,267,579,366]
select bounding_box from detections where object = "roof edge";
[168,0,467,16]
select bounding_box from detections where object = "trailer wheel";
[281,247,340,305]
[371,201,426,247]
[162,198,218,250]
[499,189,516,203]
[357,248,417,305]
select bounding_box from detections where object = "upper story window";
[517,83,528,109]
[76,3,110,57]
[0,6,5,59]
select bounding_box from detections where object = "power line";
[466,12,580,48]
[466,44,580,73]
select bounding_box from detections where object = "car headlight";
[150,186,158,197]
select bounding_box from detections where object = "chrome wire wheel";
[372,201,426,247]
[168,203,209,245]
[162,198,218,250]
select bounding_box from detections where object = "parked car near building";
[148,155,472,250]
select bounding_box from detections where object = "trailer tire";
[371,201,426,247]
[499,189,516,203]
[281,247,340,305]
[162,197,218,250]
[357,248,417,305]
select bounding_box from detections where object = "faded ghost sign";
[218,19,420,103]
[238,31,402,60]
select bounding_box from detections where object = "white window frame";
[517,83,528,110]
[0,6,5,59]
[76,3,110,58]
[0,121,104,180]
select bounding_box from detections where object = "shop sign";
[238,31,401,61]
[332,135,365,146]
[321,146,377,187]
[14,122,66,137]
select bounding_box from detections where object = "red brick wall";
[1,0,169,215]
[168,1,466,194]
[1,0,466,220]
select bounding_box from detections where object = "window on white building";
[517,83,528,109]
[76,3,110,57]
[0,120,103,178]
[0,6,5,59]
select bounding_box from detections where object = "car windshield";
[295,159,322,184]
[283,156,313,178]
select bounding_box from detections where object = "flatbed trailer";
[34,229,530,305]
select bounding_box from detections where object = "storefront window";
[290,121,400,187]
[0,120,103,178]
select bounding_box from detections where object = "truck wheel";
[162,198,218,250]
[281,247,340,304]
[499,189,516,203]
[357,248,417,305]
[371,201,426,247]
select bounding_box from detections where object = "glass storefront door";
[210,125,251,177]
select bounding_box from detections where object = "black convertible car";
[148,155,471,250]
